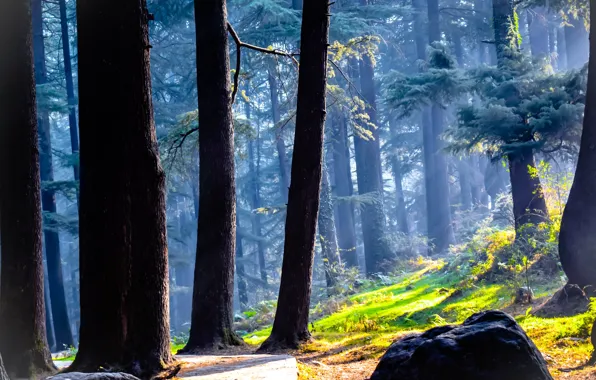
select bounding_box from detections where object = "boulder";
[47,373,140,380]
[370,310,552,380]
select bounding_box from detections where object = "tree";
[32,0,74,350]
[258,0,330,350]
[558,0,596,291]
[179,0,243,352]
[70,0,173,375]
[0,0,55,376]
[318,158,341,294]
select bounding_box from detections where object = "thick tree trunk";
[59,0,81,188]
[559,7,596,290]
[180,0,243,352]
[331,113,358,267]
[493,0,518,62]
[72,0,172,375]
[0,0,55,376]
[355,53,391,273]
[564,15,589,69]
[258,0,329,351]
[318,160,341,295]
[268,60,291,203]
[32,0,74,351]
[508,148,549,232]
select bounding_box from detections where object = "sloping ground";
[244,261,596,379]
[54,355,297,380]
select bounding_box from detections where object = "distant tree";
[70,0,173,375]
[32,0,74,351]
[558,0,596,291]
[258,0,330,351]
[318,158,341,294]
[0,0,55,376]
[179,0,243,351]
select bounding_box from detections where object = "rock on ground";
[370,310,553,380]
[48,374,140,380]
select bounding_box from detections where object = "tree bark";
[331,113,358,267]
[0,0,55,376]
[559,5,596,290]
[318,159,341,295]
[59,0,81,189]
[71,0,172,375]
[354,53,392,273]
[32,0,74,351]
[268,59,291,203]
[508,148,549,231]
[180,0,243,352]
[258,0,329,351]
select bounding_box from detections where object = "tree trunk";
[564,15,589,69]
[0,0,55,376]
[493,0,518,62]
[528,7,550,60]
[458,158,473,210]
[557,25,567,70]
[246,90,268,283]
[71,0,172,375]
[59,0,81,189]
[354,53,391,273]
[559,6,596,290]
[318,159,341,295]
[268,59,291,203]
[180,0,243,352]
[258,0,329,351]
[331,113,358,267]
[236,218,249,311]
[508,148,549,232]
[32,0,74,351]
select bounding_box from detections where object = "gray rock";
[370,310,552,380]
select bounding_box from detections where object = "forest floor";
[55,258,596,379]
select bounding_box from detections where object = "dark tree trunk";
[268,59,291,203]
[123,3,172,374]
[318,160,341,295]
[508,148,549,232]
[391,156,410,235]
[246,89,268,283]
[71,0,172,375]
[236,218,249,311]
[180,0,243,352]
[258,0,329,351]
[0,0,55,376]
[493,0,518,62]
[32,0,74,351]
[331,113,358,267]
[59,0,81,188]
[528,8,550,59]
[559,7,596,290]
[564,15,589,69]
[354,53,391,273]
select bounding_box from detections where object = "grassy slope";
[244,261,595,378]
